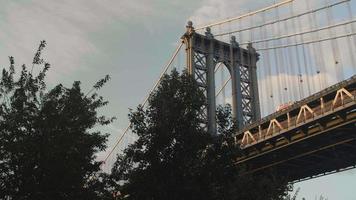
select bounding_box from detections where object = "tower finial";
[247,42,256,53]
[230,35,239,47]
[186,21,194,33]
[205,27,213,39]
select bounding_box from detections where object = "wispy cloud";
[0,0,155,82]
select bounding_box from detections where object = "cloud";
[188,0,325,40]
[0,0,155,83]
[189,0,266,26]
[0,1,161,168]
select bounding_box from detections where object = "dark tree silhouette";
[0,41,114,200]
[109,70,292,200]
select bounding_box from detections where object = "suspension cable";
[195,0,294,30]
[214,63,223,73]
[345,1,356,74]
[216,77,231,97]
[275,2,289,104]
[215,0,350,37]
[259,11,269,115]
[310,0,327,89]
[256,31,356,50]
[271,1,284,105]
[296,2,313,96]
[343,1,356,78]
[306,0,321,93]
[290,1,304,99]
[262,10,276,112]
[283,8,296,102]
[103,42,183,164]
[241,19,356,45]
[325,0,344,81]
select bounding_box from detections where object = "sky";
[0,0,356,199]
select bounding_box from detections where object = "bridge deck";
[234,75,356,182]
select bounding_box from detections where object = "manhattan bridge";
[104,0,356,182]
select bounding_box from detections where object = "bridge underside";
[235,77,356,182]
[243,119,356,182]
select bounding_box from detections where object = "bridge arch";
[214,61,232,106]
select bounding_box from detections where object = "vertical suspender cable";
[325,0,344,82]
[291,2,305,99]
[296,3,313,96]
[283,8,297,102]
[308,0,328,89]
[271,1,284,105]
[306,0,322,92]
[275,3,290,103]
[263,12,276,113]
[345,1,356,74]
[259,11,267,116]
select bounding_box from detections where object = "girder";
[234,75,356,182]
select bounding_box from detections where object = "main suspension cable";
[103,42,183,164]
[256,31,356,50]
[240,19,356,45]
[195,0,294,30]
[214,0,350,37]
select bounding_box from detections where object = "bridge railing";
[235,75,356,148]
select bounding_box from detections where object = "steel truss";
[182,21,261,134]
[235,75,356,182]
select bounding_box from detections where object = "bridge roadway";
[234,75,356,182]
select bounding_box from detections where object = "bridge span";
[235,75,356,182]
[103,0,356,182]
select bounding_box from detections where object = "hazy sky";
[0,0,355,199]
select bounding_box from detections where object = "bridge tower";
[181,21,261,135]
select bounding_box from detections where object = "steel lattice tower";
[181,21,261,135]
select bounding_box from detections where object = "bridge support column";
[247,43,261,121]
[185,21,195,76]
[230,37,244,130]
[206,28,217,135]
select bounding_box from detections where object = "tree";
[109,70,292,200]
[0,41,114,199]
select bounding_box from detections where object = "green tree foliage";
[0,41,114,199]
[109,70,292,200]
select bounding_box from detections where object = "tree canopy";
[0,42,293,200]
[109,70,292,200]
[0,41,113,200]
